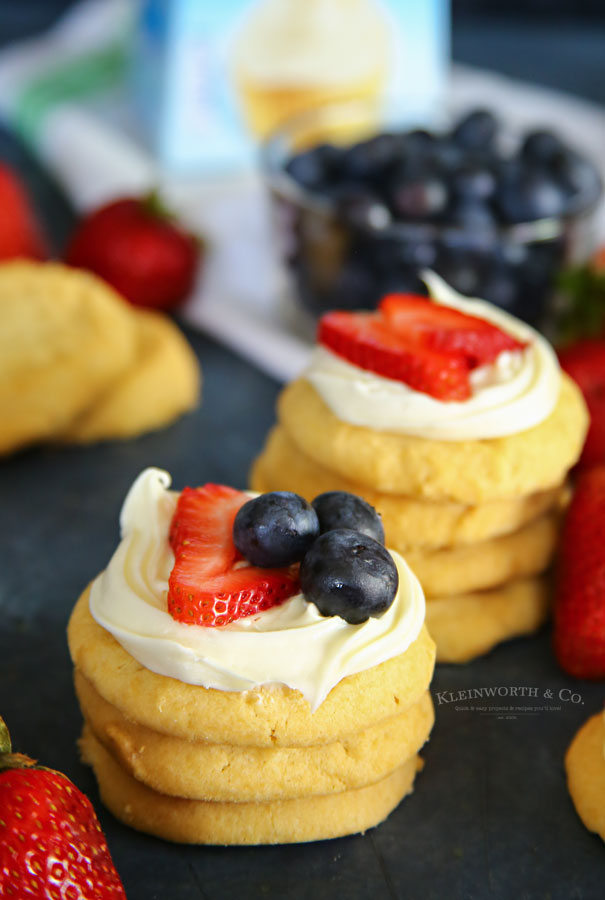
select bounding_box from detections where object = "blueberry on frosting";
[300,529,399,625]
[312,491,385,544]
[233,491,319,568]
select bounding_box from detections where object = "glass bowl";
[262,101,602,329]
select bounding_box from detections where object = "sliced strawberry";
[558,338,605,467]
[168,484,299,626]
[379,293,527,367]
[170,484,242,566]
[319,311,472,401]
[553,465,605,678]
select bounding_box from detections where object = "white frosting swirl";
[89,468,426,711]
[305,271,561,441]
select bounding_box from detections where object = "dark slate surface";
[0,11,604,899]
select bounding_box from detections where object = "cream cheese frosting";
[305,271,561,441]
[89,467,426,711]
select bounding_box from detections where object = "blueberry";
[438,225,498,257]
[372,231,435,274]
[452,163,497,202]
[388,174,448,220]
[341,133,402,182]
[452,109,498,152]
[388,154,431,183]
[332,185,391,230]
[300,529,398,624]
[401,238,437,269]
[497,240,529,269]
[495,168,568,223]
[428,138,466,173]
[520,130,566,166]
[285,144,341,190]
[404,128,435,151]
[312,491,385,543]
[447,198,496,230]
[233,492,319,568]
[553,151,602,207]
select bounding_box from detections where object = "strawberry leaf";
[0,716,10,755]
[555,264,605,345]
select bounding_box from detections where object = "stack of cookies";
[69,586,435,845]
[68,468,437,845]
[0,261,200,453]
[251,280,589,663]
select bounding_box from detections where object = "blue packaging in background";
[132,0,450,175]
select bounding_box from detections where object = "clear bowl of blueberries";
[263,103,602,328]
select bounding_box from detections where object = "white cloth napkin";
[1,0,604,382]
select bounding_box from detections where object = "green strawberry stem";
[0,752,38,772]
[142,188,205,249]
[0,714,39,772]
[142,188,175,222]
[555,264,605,345]
[0,715,10,754]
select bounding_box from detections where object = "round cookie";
[75,669,434,801]
[251,425,567,551]
[277,375,588,503]
[424,576,550,663]
[62,309,201,443]
[405,511,559,597]
[0,261,136,453]
[79,727,422,845]
[68,588,436,748]
[565,712,605,842]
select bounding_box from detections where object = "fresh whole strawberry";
[168,484,300,626]
[65,192,200,310]
[553,465,605,679]
[318,294,526,402]
[0,715,125,898]
[0,163,46,261]
[558,338,605,467]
